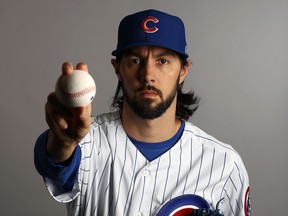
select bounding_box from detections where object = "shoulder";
[183,121,235,151]
[183,121,246,167]
[183,121,249,190]
[92,111,121,127]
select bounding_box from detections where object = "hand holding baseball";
[55,63,96,108]
[45,62,94,163]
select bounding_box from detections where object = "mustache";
[135,85,163,97]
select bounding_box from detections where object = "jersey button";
[135,212,142,216]
[143,169,150,177]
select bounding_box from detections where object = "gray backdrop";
[1,0,287,215]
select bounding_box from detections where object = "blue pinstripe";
[112,137,128,215]
[162,150,171,202]
[149,157,161,215]
[123,148,138,214]
[182,137,193,194]
[194,143,204,194]
[203,147,216,199]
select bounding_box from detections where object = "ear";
[179,59,192,84]
[111,59,122,81]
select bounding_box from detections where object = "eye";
[157,58,169,65]
[129,58,141,64]
[125,57,141,67]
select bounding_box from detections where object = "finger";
[62,62,74,75]
[45,96,70,130]
[76,62,89,72]
[53,112,69,130]
[47,106,69,130]
[81,105,93,128]
[47,92,73,118]
[69,104,92,127]
[78,104,92,121]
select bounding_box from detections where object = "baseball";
[55,70,96,107]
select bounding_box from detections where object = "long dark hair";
[111,55,200,121]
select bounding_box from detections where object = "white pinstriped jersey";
[43,111,250,216]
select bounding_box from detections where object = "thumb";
[76,105,92,127]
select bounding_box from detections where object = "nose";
[139,60,155,84]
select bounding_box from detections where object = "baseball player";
[34,9,251,216]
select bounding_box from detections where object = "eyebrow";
[123,48,178,59]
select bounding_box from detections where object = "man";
[34,9,251,216]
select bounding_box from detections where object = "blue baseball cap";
[111,9,189,59]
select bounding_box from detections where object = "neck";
[121,100,181,143]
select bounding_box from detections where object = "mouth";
[139,92,158,99]
[136,86,162,99]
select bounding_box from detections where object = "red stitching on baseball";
[62,86,96,98]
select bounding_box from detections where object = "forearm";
[34,130,81,190]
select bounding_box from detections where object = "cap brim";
[111,43,189,59]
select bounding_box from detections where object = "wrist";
[46,130,78,163]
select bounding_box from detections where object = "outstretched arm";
[45,62,92,163]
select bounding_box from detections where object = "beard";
[122,79,179,119]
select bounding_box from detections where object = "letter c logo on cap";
[141,16,159,33]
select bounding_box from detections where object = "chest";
[108,137,230,213]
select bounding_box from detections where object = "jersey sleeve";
[34,130,82,199]
[219,153,251,216]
